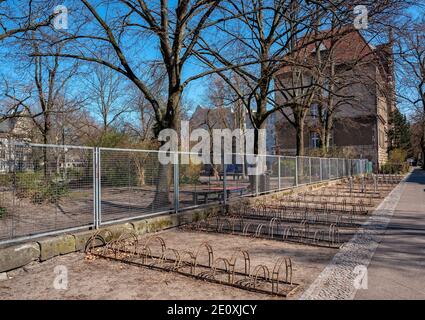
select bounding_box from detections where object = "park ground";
[0,169,424,300]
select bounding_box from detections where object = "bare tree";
[85,62,131,136]
[396,17,425,168]
[195,0,325,154]
[3,31,82,175]
[33,0,243,206]
[0,0,54,42]
[276,0,410,157]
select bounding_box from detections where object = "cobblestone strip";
[299,175,409,300]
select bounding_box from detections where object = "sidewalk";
[300,168,425,300]
[355,169,425,299]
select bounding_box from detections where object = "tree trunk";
[324,117,333,156]
[249,119,267,193]
[42,131,49,178]
[151,90,180,209]
[296,121,305,157]
[153,157,173,209]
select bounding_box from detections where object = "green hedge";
[380,163,409,174]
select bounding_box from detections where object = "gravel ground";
[0,229,337,300]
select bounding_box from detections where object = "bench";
[180,186,246,204]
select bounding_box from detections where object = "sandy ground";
[0,229,337,300]
[0,178,397,300]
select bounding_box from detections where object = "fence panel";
[297,157,310,185]
[265,155,279,192]
[98,148,174,224]
[0,141,370,245]
[320,158,329,180]
[280,156,297,187]
[0,144,94,242]
[311,157,321,182]
[178,152,220,209]
[338,159,344,177]
[329,158,337,179]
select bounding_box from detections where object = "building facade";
[274,28,396,170]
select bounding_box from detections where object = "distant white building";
[0,115,32,172]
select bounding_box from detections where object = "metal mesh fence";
[0,144,93,242]
[280,156,296,188]
[178,152,218,209]
[311,157,321,183]
[297,157,311,185]
[99,148,175,224]
[330,158,338,179]
[338,159,345,177]
[0,142,367,244]
[321,158,330,180]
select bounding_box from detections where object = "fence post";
[173,152,179,214]
[295,156,298,186]
[93,147,101,229]
[278,156,281,190]
[309,157,312,183]
[98,148,102,227]
[343,160,346,177]
[223,161,227,205]
[336,158,339,178]
[320,158,323,181]
[93,148,97,229]
[328,158,331,180]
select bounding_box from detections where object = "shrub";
[0,173,12,187]
[180,161,201,184]
[380,148,410,174]
[0,207,6,218]
[380,163,409,174]
[389,148,407,164]
[15,172,69,204]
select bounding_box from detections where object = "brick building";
[274,27,396,170]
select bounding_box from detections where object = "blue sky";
[1,1,423,121]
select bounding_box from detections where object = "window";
[323,79,330,98]
[310,132,320,149]
[310,103,319,118]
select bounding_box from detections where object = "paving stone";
[299,175,407,300]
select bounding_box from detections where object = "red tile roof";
[278,26,387,73]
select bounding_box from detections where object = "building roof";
[190,105,234,130]
[277,26,390,74]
